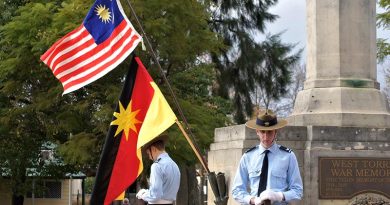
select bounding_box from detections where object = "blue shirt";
[142,152,180,203]
[232,143,303,205]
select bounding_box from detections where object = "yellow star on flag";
[95,4,112,23]
[110,101,142,140]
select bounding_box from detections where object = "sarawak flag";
[40,0,141,94]
[90,55,177,205]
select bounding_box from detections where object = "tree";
[0,1,85,204]
[253,34,304,115]
[167,64,232,165]
[208,0,301,123]
[379,61,390,106]
[0,111,46,205]
[0,0,230,204]
[377,0,390,108]
[251,34,301,112]
[252,63,305,118]
[0,0,29,25]
[378,0,390,63]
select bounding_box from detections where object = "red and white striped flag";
[41,0,141,94]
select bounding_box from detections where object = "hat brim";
[141,135,169,151]
[245,118,288,130]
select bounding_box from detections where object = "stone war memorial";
[208,0,390,204]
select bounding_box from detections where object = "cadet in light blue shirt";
[232,109,303,205]
[137,135,180,205]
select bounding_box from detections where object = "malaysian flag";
[41,0,141,94]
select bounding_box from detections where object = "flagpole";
[124,0,210,174]
[175,120,209,173]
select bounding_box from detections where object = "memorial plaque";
[319,157,390,199]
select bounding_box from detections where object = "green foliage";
[171,65,215,99]
[0,110,45,196]
[378,0,390,63]
[160,64,232,165]
[84,177,95,194]
[58,132,99,174]
[0,0,30,26]
[0,4,71,201]
[165,98,229,166]
[0,0,230,202]
[377,37,390,63]
[131,0,222,75]
[378,0,390,27]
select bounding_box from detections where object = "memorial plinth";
[287,2,390,203]
[208,125,390,205]
[208,1,390,205]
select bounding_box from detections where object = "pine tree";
[208,0,301,122]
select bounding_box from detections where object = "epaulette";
[279,145,292,153]
[154,158,161,163]
[245,146,257,153]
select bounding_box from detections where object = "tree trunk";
[12,194,24,205]
[176,165,201,205]
[12,169,27,205]
[187,166,200,205]
[176,166,188,204]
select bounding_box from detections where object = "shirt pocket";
[271,170,287,189]
[248,169,261,192]
[248,169,261,178]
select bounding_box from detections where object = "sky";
[262,0,388,89]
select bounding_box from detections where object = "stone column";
[289,0,390,127]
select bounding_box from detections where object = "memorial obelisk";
[289,0,390,127]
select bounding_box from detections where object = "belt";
[274,202,289,205]
[147,199,174,204]
[147,204,172,205]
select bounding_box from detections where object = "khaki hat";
[245,109,287,130]
[142,134,169,151]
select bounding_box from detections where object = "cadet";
[136,135,180,205]
[232,109,303,205]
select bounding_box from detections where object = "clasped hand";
[136,189,148,199]
[254,190,283,205]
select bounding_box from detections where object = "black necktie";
[257,150,269,196]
